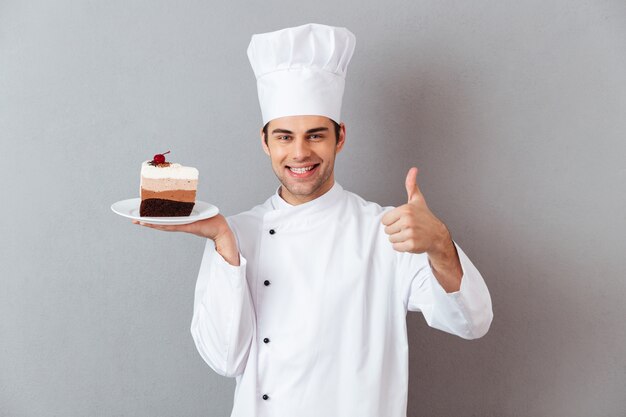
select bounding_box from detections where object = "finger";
[138,222,160,229]
[391,240,413,252]
[405,167,422,204]
[388,228,412,244]
[384,222,403,235]
[381,207,403,226]
[136,222,178,232]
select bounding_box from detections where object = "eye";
[308,134,321,140]
[276,135,290,141]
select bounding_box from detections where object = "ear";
[260,126,270,156]
[336,122,346,154]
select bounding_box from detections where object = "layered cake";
[140,151,199,217]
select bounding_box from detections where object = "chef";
[134,23,492,417]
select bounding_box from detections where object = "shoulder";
[225,196,272,232]
[221,196,273,256]
[341,188,394,219]
[338,188,396,241]
[342,189,430,277]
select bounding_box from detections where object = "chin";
[284,182,318,197]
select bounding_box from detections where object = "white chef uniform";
[190,182,493,417]
[190,22,493,416]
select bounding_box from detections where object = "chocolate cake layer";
[140,188,196,202]
[140,198,195,217]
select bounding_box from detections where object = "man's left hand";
[381,167,451,254]
[381,167,463,292]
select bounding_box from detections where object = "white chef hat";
[247,23,356,125]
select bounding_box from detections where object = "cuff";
[210,247,248,290]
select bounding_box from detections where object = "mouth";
[285,163,320,178]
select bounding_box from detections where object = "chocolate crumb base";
[140,199,194,217]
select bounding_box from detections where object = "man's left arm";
[382,167,493,339]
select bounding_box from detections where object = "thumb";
[405,167,421,203]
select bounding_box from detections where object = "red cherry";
[153,150,170,164]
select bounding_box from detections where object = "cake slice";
[140,151,199,217]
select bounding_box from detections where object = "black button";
[262,394,269,400]
[269,229,275,235]
[264,280,271,286]
[263,338,270,344]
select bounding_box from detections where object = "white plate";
[111,198,219,225]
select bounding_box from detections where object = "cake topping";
[150,151,170,166]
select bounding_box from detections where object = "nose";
[292,137,312,161]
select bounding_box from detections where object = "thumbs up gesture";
[382,167,464,292]
[381,167,451,255]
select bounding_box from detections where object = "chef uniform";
[190,23,493,417]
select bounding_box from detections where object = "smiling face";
[261,115,346,205]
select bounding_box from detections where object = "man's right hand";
[132,214,240,266]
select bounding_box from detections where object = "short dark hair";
[263,119,341,145]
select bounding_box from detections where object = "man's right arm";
[133,215,255,377]
[190,235,255,377]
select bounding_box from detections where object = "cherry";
[153,150,170,164]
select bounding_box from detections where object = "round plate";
[111,198,219,225]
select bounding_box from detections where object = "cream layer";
[140,177,198,192]
[141,161,199,180]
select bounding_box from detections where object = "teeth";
[289,165,315,174]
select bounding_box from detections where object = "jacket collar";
[269,181,344,214]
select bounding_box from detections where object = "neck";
[279,176,335,206]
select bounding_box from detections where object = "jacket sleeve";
[399,241,493,340]
[190,238,256,377]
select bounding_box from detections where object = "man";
[134,23,492,417]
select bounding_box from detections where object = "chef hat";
[247,23,356,125]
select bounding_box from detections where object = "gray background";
[1,0,625,416]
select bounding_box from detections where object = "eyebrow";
[271,127,329,135]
